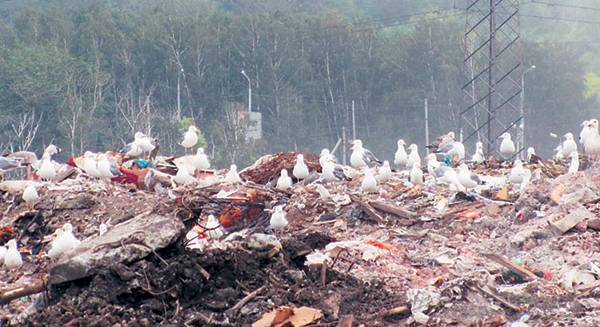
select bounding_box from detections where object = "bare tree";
[9,111,42,152]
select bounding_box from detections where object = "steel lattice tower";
[461,0,523,157]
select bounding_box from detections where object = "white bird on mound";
[37,158,57,181]
[457,163,482,190]
[471,142,485,164]
[224,164,242,183]
[48,223,81,260]
[270,205,288,230]
[568,152,579,174]
[319,149,335,168]
[406,144,421,169]
[499,132,515,158]
[205,214,224,239]
[97,154,115,179]
[276,169,292,191]
[426,154,441,177]
[314,184,331,201]
[410,163,424,186]
[436,167,465,192]
[527,147,536,163]
[120,141,143,158]
[350,140,381,169]
[82,151,100,178]
[377,161,392,182]
[562,133,578,157]
[394,139,408,167]
[508,160,530,184]
[181,126,199,151]
[23,184,39,208]
[293,154,309,180]
[321,161,336,182]
[4,240,22,269]
[361,169,378,193]
[554,144,564,160]
[436,140,465,161]
[583,119,600,156]
[580,120,591,144]
[174,165,195,185]
[134,132,156,153]
[191,147,210,171]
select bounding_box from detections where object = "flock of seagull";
[1,118,600,270]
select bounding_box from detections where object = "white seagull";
[314,184,332,201]
[406,144,421,169]
[471,142,485,164]
[134,132,157,154]
[435,139,466,160]
[568,152,579,174]
[579,120,591,143]
[224,164,242,183]
[47,223,81,260]
[394,139,408,167]
[191,148,210,171]
[23,184,39,208]
[438,168,466,192]
[350,140,382,169]
[409,163,424,186]
[276,169,293,191]
[561,133,577,157]
[174,165,196,185]
[270,205,288,230]
[508,160,530,184]
[4,240,23,269]
[293,154,310,180]
[426,154,441,178]
[583,119,600,156]
[527,147,536,163]
[205,214,224,239]
[181,126,199,151]
[361,169,379,193]
[319,149,335,168]
[82,152,100,178]
[97,154,115,179]
[499,132,516,158]
[321,161,337,182]
[457,163,483,190]
[377,161,392,182]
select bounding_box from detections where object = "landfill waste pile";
[1,142,600,326]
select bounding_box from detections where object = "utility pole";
[342,126,347,166]
[424,98,430,154]
[351,100,356,140]
[241,70,252,112]
[519,65,536,159]
[176,69,182,119]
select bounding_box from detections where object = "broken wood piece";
[482,253,538,281]
[547,208,593,235]
[337,314,354,327]
[350,195,384,224]
[227,285,267,317]
[469,283,521,312]
[0,278,46,305]
[369,201,417,219]
[382,306,410,317]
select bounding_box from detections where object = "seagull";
[471,142,485,164]
[508,160,530,184]
[580,120,591,143]
[47,223,81,259]
[181,125,199,151]
[426,154,441,177]
[321,161,337,182]
[568,152,579,174]
[406,144,421,169]
[224,164,242,183]
[82,151,100,178]
[205,214,224,239]
[435,139,466,161]
[314,184,332,201]
[409,163,424,186]
[4,240,22,269]
[360,169,378,193]
[319,149,335,168]
[270,205,288,230]
[394,139,408,167]
[527,147,536,162]
[96,154,115,179]
[438,168,466,192]
[173,165,196,185]
[554,144,564,160]
[119,142,143,158]
[0,156,22,174]
[499,132,516,158]
[22,184,39,208]
[377,161,392,182]
[350,140,382,169]
[583,119,600,156]
[276,169,293,190]
[134,132,157,156]
[457,163,483,190]
[562,133,577,157]
[37,157,57,181]
[293,154,309,180]
[427,132,455,152]
[191,148,210,171]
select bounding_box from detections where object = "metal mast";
[461,0,522,157]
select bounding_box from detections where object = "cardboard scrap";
[252,306,323,327]
[548,208,594,235]
[550,184,566,204]
[495,186,509,201]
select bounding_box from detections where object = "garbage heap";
[1,152,600,326]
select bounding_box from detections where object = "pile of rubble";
[1,152,600,326]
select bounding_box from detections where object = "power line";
[526,0,600,12]
[521,13,600,25]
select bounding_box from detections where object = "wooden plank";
[369,201,417,219]
[482,253,538,281]
[350,195,385,224]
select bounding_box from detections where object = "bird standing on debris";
[406,144,421,169]
[499,132,515,158]
[134,132,157,158]
[174,165,195,185]
[410,163,424,186]
[276,169,292,191]
[583,119,600,156]
[562,133,578,157]
[83,152,100,178]
[4,240,23,269]
[23,184,39,208]
[319,149,335,168]
[350,140,381,169]
[527,147,536,163]
[394,139,408,167]
[191,148,210,171]
[508,160,530,184]
[97,154,115,180]
[224,164,242,183]
[37,158,57,181]
[426,154,441,177]
[181,126,199,151]
[457,163,482,190]
[205,214,224,239]
[293,154,309,180]
[321,161,337,182]
[471,142,485,164]
[361,169,379,193]
[427,132,455,152]
[438,168,466,192]
[554,144,564,160]
[435,139,465,161]
[377,161,392,182]
[48,223,81,259]
[270,205,288,230]
[314,184,331,201]
[568,152,579,174]
[120,142,143,158]
[0,157,22,175]
[580,120,591,144]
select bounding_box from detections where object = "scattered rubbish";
[252,306,323,327]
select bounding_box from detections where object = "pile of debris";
[2,152,600,326]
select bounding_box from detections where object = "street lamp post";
[241,70,252,113]
[519,64,536,158]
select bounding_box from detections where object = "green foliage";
[585,73,600,104]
